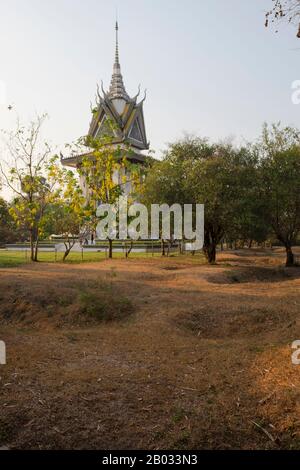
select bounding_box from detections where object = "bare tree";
[265,0,300,37]
[0,115,60,261]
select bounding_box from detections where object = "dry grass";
[0,247,300,449]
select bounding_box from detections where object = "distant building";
[61,21,149,187]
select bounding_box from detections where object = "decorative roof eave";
[60,151,92,168]
[136,105,148,146]
[61,148,149,168]
[136,89,147,108]
[128,138,150,150]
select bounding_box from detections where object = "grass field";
[0,249,175,267]
[0,248,300,449]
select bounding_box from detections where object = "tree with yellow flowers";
[42,168,88,261]
[78,134,143,258]
[0,115,64,261]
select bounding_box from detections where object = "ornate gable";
[88,22,149,153]
[129,119,143,143]
[61,21,149,170]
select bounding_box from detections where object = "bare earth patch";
[0,248,300,449]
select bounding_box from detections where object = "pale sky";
[0,0,299,182]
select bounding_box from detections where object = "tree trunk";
[203,226,223,264]
[285,245,295,267]
[204,243,216,264]
[33,236,39,262]
[125,241,133,258]
[248,239,253,249]
[29,231,34,261]
[161,239,166,256]
[108,239,113,259]
[63,248,71,262]
[167,241,170,257]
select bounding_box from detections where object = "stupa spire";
[108,21,129,100]
[115,21,119,64]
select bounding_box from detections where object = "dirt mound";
[0,278,133,327]
[208,266,297,284]
[1,251,300,450]
[161,265,180,271]
[174,303,296,339]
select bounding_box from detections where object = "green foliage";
[143,125,300,265]
[142,136,263,263]
[43,169,87,260]
[80,135,142,209]
[78,288,132,322]
[77,133,144,257]
[0,115,64,260]
[0,115,90,261]
[259,124,300,265]
[0,198,18,244]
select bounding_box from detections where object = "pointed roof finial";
[108,19,129,100]
[115,19,119,65]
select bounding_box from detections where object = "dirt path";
[0,250,300,449]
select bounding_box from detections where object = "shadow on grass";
[208,266,300,284]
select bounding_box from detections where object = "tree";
[143,136,256,264]
[265,0,300,37]
[78,134,142,259]
[45,204,80,261]
[259,123,300,266]
[189,144,256,263]
[261,149,300,266]
[222,147,269,249]
[141,137,206,255]
[0,115,61,261]
[0,198,18,244]
[51,169,87,261]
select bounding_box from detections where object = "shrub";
[78,288,133,322]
